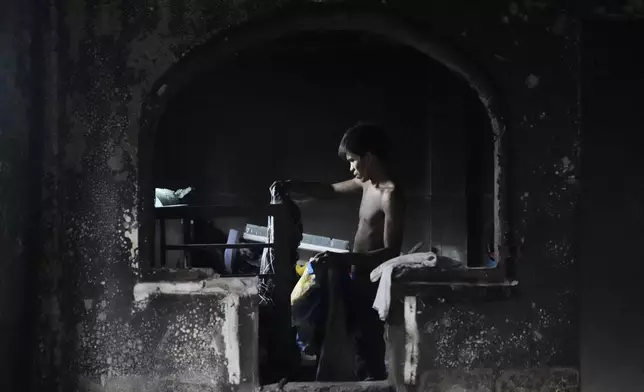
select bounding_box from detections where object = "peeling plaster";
[123,208,139,273]
[404,296,419,385]
[525,74,540,88]
[107,146,125,172]
[133,277,258,305]
[222,294,241,384]
[561,156,574,173]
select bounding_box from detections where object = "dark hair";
[337,122,389,161]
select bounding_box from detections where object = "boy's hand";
[311,251,346,266]
[270,180,290,194]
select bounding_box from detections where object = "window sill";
[396,262,513,280]
[392,264,518,299]
[140,267,218,282]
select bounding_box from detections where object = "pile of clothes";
[257,183,304,384]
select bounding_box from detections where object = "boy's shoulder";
[379,181,404,203]
[379,179,401,193]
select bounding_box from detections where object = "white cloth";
[370,252,437,321]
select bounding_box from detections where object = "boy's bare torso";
[353,182,387,253]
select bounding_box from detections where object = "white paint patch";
[123,208,139,270]
[107,146,125,171]
[133,277,258,303]
[526,74,540,88]
[561,156,574,172]
[124,224,138,261]
[222,294,241,385]
[403,296,419,385]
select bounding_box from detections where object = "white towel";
[370,252,437,321]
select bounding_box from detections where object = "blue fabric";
[292,264,328,355]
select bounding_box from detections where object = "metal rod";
[155,203,283,219]
[227,273,275,278]
[159,218,166,267]
[243,232,348,253]
[404,280,518,287]
[166,243,275,250]
[183,219,192,268]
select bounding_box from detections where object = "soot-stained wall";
[30,0,586,390]
[0,1,32,391]
[580,20,644,392]
[126,277,259,392]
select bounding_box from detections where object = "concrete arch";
[138,10,510,273]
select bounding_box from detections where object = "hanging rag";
[257,183,303,382]
[369,252,437,321]
[259,183,303,301]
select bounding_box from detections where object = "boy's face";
[345,151,373,182]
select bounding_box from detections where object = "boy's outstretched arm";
[273,178,362,200]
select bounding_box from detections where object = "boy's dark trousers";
[346,277,387,381]
[313,272,387,381]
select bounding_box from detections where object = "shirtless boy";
[273,123,405,381]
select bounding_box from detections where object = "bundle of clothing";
[260,183,303,284]
[257,183,303,384]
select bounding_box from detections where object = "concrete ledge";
[260,381,392,392]
[140,268,218,282]
[416,369,496,391]
[133,276,258,304]
[261,368,578,392]
[95,276,261,392]
[415,368,578,392]
[495,368,579,392]
[80,376,227,392]
[416,368,579,392]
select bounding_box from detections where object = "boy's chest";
[358,187,384,222]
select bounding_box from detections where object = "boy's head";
[338,122,389,182]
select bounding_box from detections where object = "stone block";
[495,368,579,392]
[85,277,259,392]
[416,369,495,392]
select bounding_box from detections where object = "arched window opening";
[152,30,496,272]
[137,16,512,386]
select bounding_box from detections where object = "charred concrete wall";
[580,19,644,392]
[19,0,643,391]
[31,0,582,389]
[0,1,33,390]
[115,277,259,392]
